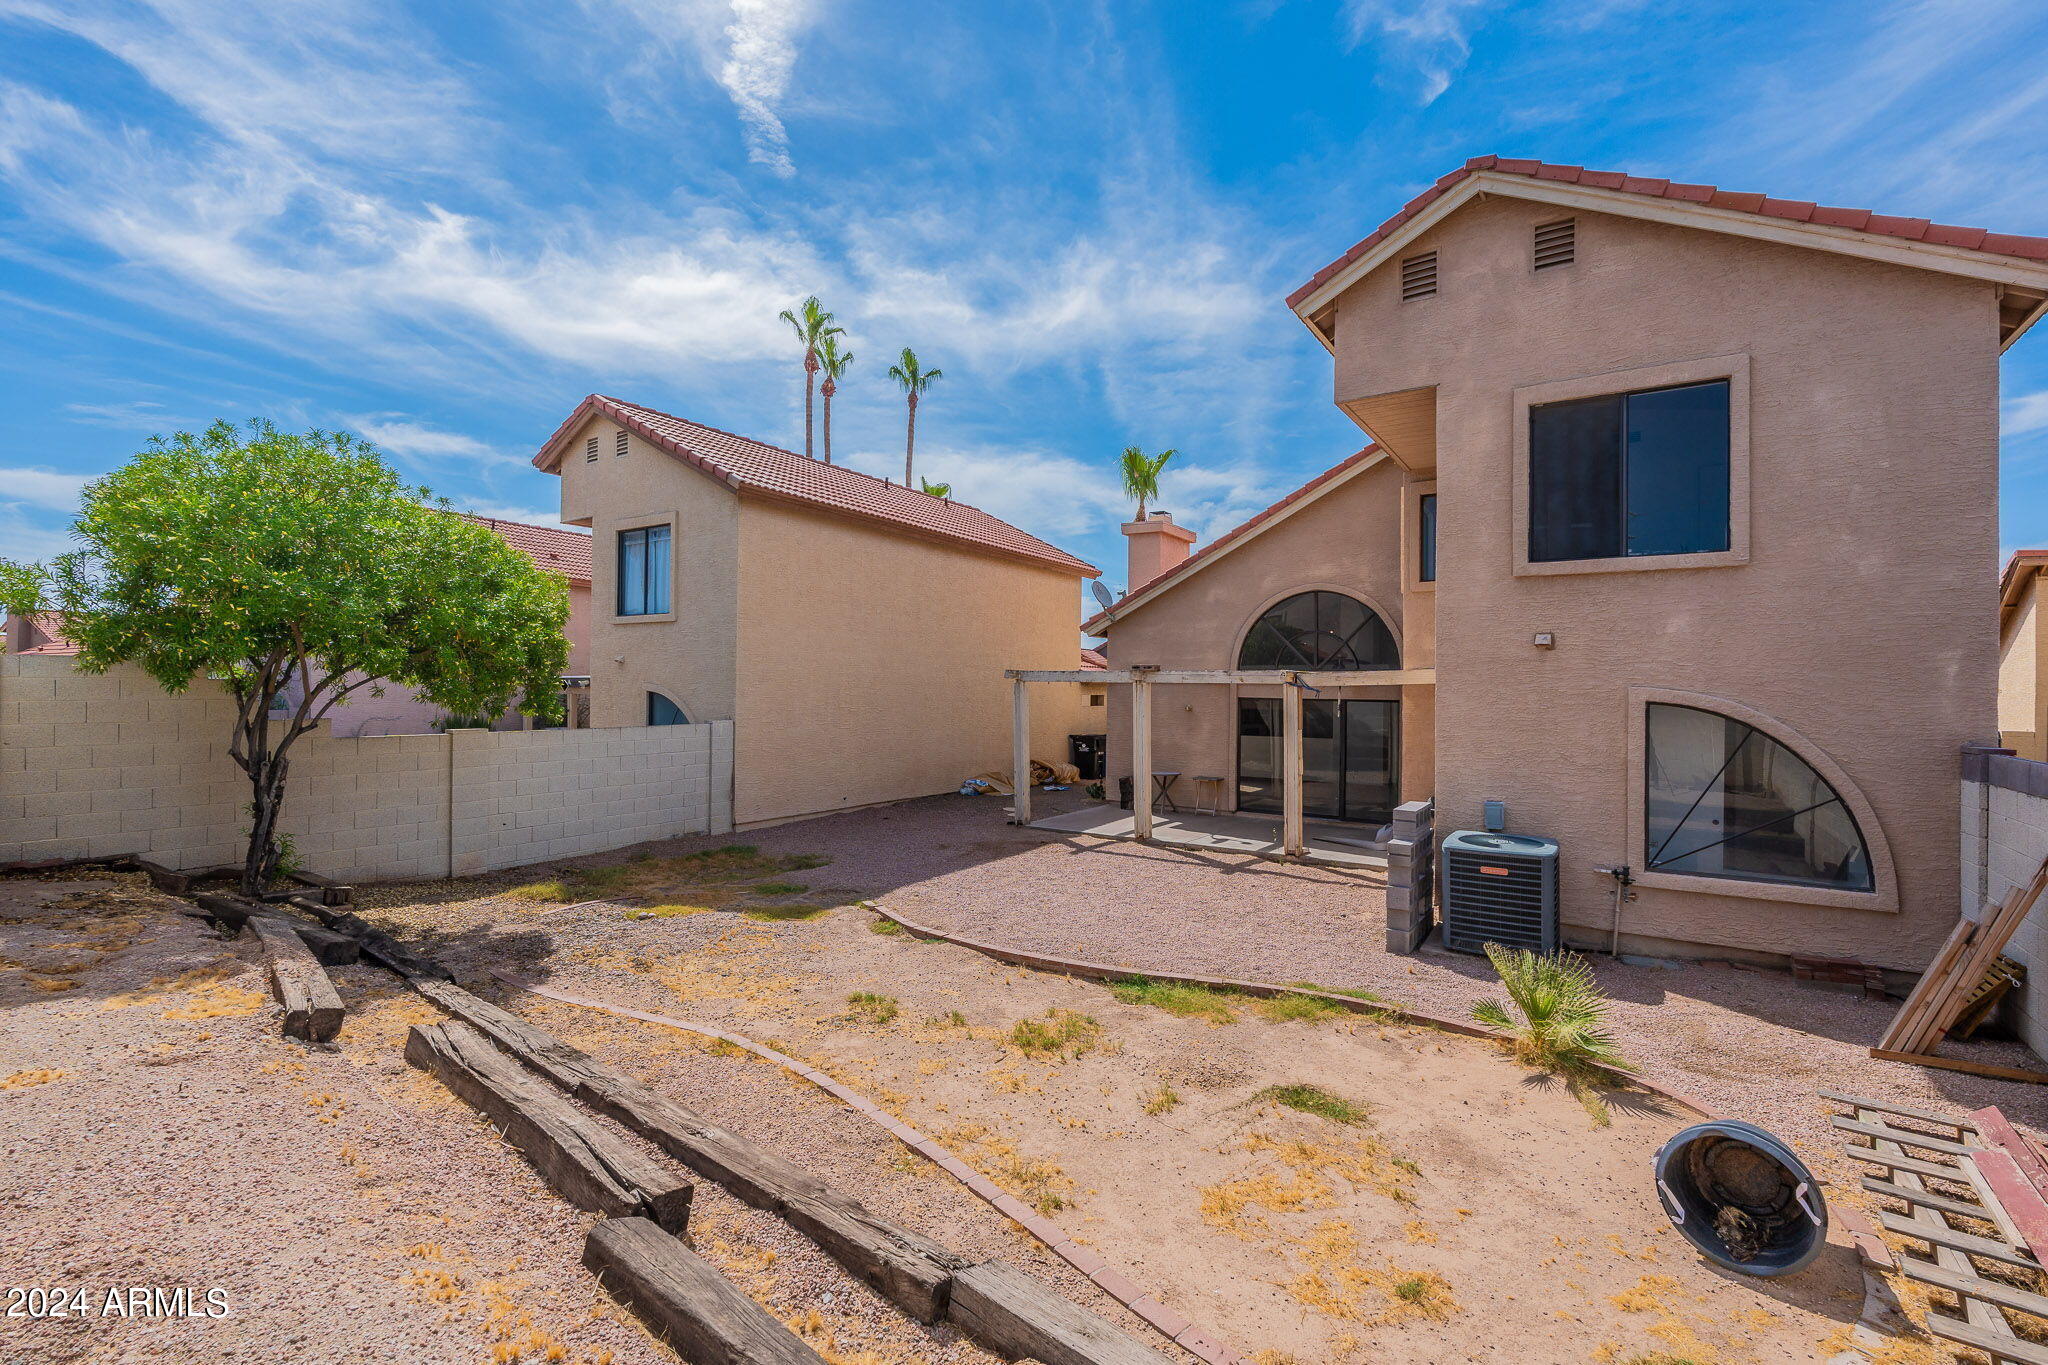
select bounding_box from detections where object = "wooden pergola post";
[1011,676,1032,826]
[1282,676,1306,856]
[1131,672,1154,839]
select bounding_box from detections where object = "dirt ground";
[0,872,1007,1365]
[6,788,2038,1364]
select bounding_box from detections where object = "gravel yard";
[7,787,2042,1365]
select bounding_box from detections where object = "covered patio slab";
[1027,802,1388,869]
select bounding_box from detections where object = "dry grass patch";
[1285,1220,1460,1325]
[1251,1083,1370,1125]
[1,1068,66,1089]
[1142,1080,1181,1115]
[1254,993,1347,1024]
[743,904,830,923]
[1109,975,1240,1023]
[845,992,899,1026]
[1009,1007,1104,1059]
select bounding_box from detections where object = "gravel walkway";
[527,787,2048,1195]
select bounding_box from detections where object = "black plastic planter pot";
[1654,1121,1828,1276]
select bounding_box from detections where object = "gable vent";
[615,428,629,458]
[1534,218,1576,270]
[584,436,599,463]
[1399,251,1438,300]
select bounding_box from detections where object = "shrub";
[1470,943,1627,1123]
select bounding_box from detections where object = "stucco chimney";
[1122,511,1196,590]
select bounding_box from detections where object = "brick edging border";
[487,969,1253,1365]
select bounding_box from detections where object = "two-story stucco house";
[1085,156,2048,969]
[533,395,1102,829]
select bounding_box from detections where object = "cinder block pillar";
[1385,798,1435,954]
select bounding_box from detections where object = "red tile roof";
[534,395,1097,577]
[6,612,77,656]
[458,512,592,584]
[1081,648,1108,670]
[1083,447,1380,635]
[1287,154,2048,309]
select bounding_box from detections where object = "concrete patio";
[1024,801,1388,869]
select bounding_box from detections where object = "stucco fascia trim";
[1289,171,2048,324]
[1623,685,1901,914]
[1510,353,1752,578]
[1090,449,1392,631]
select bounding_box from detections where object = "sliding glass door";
[1237,698,1400,826]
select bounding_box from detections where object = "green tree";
[1118,445,1176,520]
[918,478,952,498]
[777,295,843,461]
[817,333,853,466]
[887,347,943,487]
[0,421,571,895]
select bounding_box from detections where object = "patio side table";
[1189,775,1225,815]
[1150,770,1182,813]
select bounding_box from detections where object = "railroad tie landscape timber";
[239,909,344,1043]
[405,1020,693,1233]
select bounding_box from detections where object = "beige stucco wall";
[0,654,731,880]
[1328,195,1999,967]
[2001,576,2044,760]
[1098,456,1435,813]
[559,415,741,730]
[734,498,1091,827]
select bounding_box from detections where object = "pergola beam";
[1006,668,1436,687]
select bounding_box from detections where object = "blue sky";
[3,0,2046,590]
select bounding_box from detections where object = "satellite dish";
[1090,581,1116,611]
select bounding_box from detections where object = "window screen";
[617,525,672,616]
[1644,703,1872,891]
[1529,380,1729,562]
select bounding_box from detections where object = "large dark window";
[1238,591,1398,671]
[647,692,688,726]
[1644,703,1872,891]
[1418,493,1437,583]
[617,525,672,616]
[1237,697,1400,826]
[1529,380,1730,563]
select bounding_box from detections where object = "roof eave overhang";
[1084,448,1389,634]
[1287,172,2048,352]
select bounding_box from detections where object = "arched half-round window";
[647,692,689,726]
[1237,592,1399,671]
[1644,703,1872,891]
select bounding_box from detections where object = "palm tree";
[776,296,842,460]
[1118,445,1176,520]
[887,348,943,486]
[1470,943,1628,1124]
[918,478,952,498]
[817,334,853,466]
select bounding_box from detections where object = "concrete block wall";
[1385,798,1435,953]
[1,654,733,882]
[1961,745,2048,1059]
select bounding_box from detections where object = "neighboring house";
[532,395,1101,828]
[1086,155,2048,969]
[2001,550,2048,759]
[4,513,593,738]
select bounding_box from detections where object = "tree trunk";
[821,380,834,465]
[803,350,819,461]
[904,396,917,487]
[240,753,289,896]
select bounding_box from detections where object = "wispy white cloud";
[63,400,188,432]
[0,505,77,563]
[0,466,96,513]
[2008,390,2048,440]
[1340,0,1498,103]
[346,417,525,468]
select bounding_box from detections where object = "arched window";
[1644,703,1872,891]
[647,692,688,726]
[1238,592,1398,671]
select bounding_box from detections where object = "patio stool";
[1189,775,1226,815]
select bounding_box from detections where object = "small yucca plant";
[1471,943,1627,1124]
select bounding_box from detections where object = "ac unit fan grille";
[1443,849,1555,953]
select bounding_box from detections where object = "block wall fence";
[1962,743,2048,1059]
[0,654,733,882]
